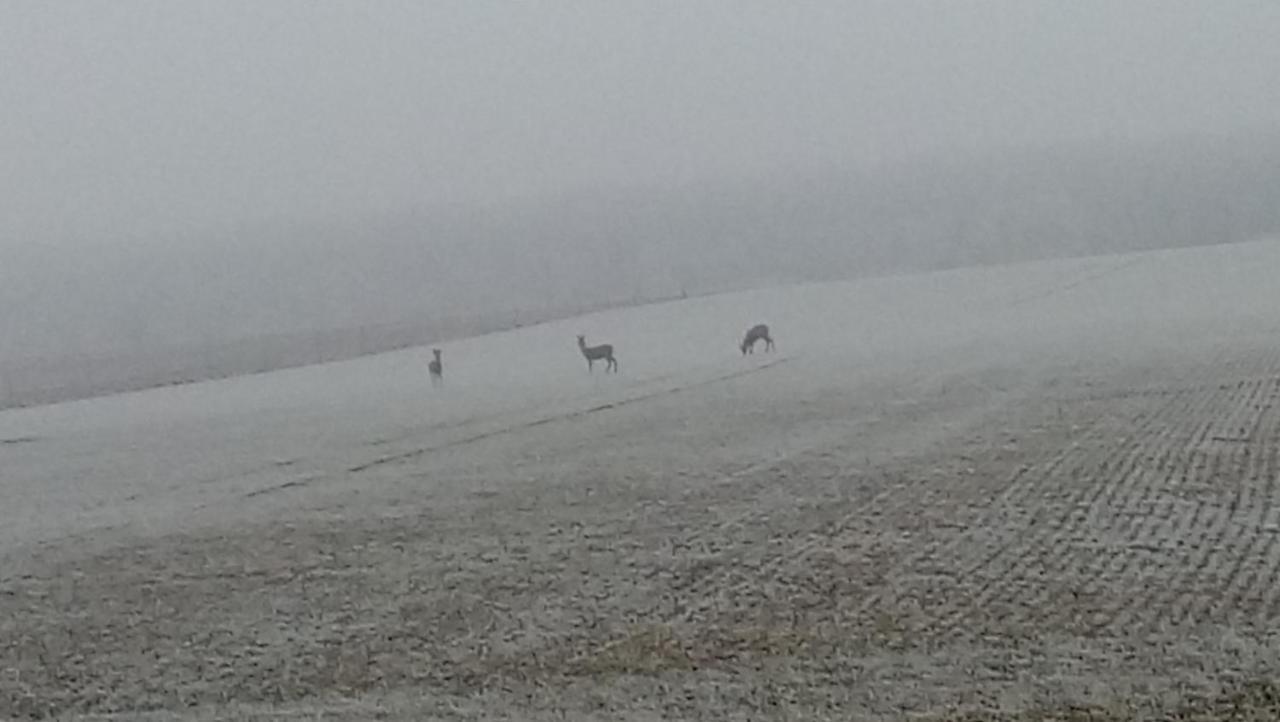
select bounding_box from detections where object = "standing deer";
[740,323,774,355]
[427,348,443,387]
[577,335,618,373]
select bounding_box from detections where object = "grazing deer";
[427,348,443,386]
[577,335,618,373]
[740,323,774,355]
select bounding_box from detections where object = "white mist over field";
[7,4,1280,717]
[2,2,1280,402]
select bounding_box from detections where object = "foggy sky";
[4,1,1279,249]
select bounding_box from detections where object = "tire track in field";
[1044,384,1201,609]
[1161,372,1280,631]
[654,394,967,623]
[1121,349,1280,633]
[778,370,1164,640]
[913,376,1202,638]
[1249,369,1280,624]
[1086,379,1225,634]
[556,364,1042,673]
[1255,417,1280,625]
[1002,256,1147,309]
[241,356,794,499]
[564,343,1280,672]
[1057,354,1267,633]
[866,344,1280,642]
[1159,389,1258,628]
[361,365,700,450]
[1024,361,1270,635]
[662,372,1061,650]
[346,356,794,474]
[96,367,718,506]
[1218,423,1268,629]
[447,356,1040,681]
[1085,360,1280,634]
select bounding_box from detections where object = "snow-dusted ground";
[5,239,1280,719]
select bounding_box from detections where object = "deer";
[427,348,443,387]
[740,323,774,355]
[577,335,618,373]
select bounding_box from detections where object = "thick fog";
[3,2,1280,402]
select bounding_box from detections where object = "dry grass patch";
[567,624,697,677]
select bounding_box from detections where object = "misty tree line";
[2,132,1278,408]
[354,132,1280,315]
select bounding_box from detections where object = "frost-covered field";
[5,239,1280,720]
